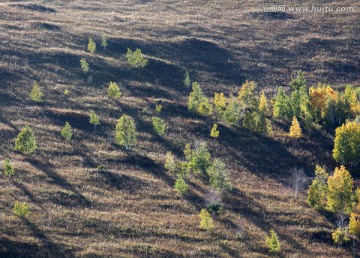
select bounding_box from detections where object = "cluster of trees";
[307,165,360,244]
[165,142,232,196]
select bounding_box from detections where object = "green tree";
[307,165,328,209]
[333,122,360,167]
[89,110,100,129]
[30,81,44,102]
[290,70,306,91]
[258,90,269,115]
[199,208,214,230]
[197,98,213,116]
[184,142,211,174]
[174,175,188,195]
[327,166,354,215]
[188,82,205,113]
[13,201,30,217]
[214,92,227,118]
[15,126,37,155]
[108,81,121,98]
[206,158,232,193]
[265,229,281,253]
[101,34,108,50]
[80,58,89,73]
[164,151,176,172]
[126,48,148,68]
[210,124,219,138]
[3,159,15,177]
[273,87,293,119]
[237,80,257,108]
[184,71,191,87]
[61,122,73,141]
[155,104,162,114]
[223,97,241,125]
[115,115,137,150]
[152,116,166,136]
[87,37,96,54]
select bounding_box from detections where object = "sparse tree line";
[3,35,360,254]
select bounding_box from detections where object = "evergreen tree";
[214,92,227,118]
[198,208,214,230]
[210,124,219,139]
[265,229,281,253]
[289,116,302,138]
[223,97,241,125]
[126,48,148,68]
[115,115,137,150]
[108,81,121,98]
[164,151,176,173]
[30,81,44,102]
[333,121,360,167]
[307,165,328,209]
[258,90,269,115]
[188,82,205,113]
[101,34,108,50]
[3,159,15,177]
[237,80,257,108]
[184,71,191,87]
[152,116,166,136]
[155,104,162,114]
[290,70,306,91]
[197,98,213,116]
[80,58,89,73]
[174,175,188,195]
[15,126,37,155]
[327,166,354,215]
[61,122,73,141]
[89,110,100,129]
[206,158,232,193]
[184,142,211,174]
[273,87,293,119]
[87,37,96,54]
[291,89,301,118]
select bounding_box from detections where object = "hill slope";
[0,0,359,257]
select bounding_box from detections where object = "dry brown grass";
[0,0,359,257]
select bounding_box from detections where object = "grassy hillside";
[0,0,359,257]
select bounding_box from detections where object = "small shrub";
[61,122,73,141]
[207,203,222,215]
[3,159,15,177]
[332,227,349,245]
[265,229,281,253]
[199,208,214,230]
[184,71,191,87]
[155,104,162,114]
[30,81,44,102]
[89,110,100,129]
[15,126,37,155]
[152,117,166,136]
[87,37,96,54]
[13,201,30,217]
[97,164,106,171]
[80,58,89,73]
[174,176,188,195]
[101,34,108,50]
[126,48,148,68]
[108,81,121,98]
[210,124,219,138]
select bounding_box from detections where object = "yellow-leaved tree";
[198,208,214,230]
[289,116,302,138]
[326,166,354,215]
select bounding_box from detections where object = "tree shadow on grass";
[26,156,91,208]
